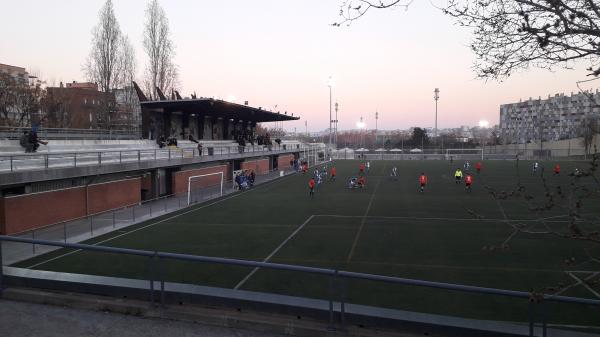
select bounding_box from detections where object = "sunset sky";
[0,0,593,132]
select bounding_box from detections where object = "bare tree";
[333,0,413,26]
[84,0,122,93]
[0,73,44,127]
[335,1,600,80]
[579,116,600,157]
[143,0,179,100]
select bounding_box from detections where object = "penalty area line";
[234,215,316,290]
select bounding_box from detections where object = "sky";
[0,0,594,132]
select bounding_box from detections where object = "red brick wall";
[141,174,153,200]
[277,154,295,170]
[241,158,269,174]
[0,178,141,235]
[2,187,87,234]
[87,178,141,214]
[0,198,5,235]
[172,164,229,195]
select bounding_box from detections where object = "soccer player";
[419,172,428,193]
[553,164,560,176]
[532,162,539,174]
[475,162,482,174]
[465,174,473,192]
[464,161,470,171]
[454,168,463,184]
[390,166,398,181]
[359,162,365,175]
[308,177,315,198]
[358,175,366,188]
[366,161,371,174]
[330,166,337,181]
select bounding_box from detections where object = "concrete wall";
[171,164,229,195]
[241,158,269,174]
[0,178,141,235]
[489,136,600,157]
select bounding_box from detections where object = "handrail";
[0,143,311,173]
[2,235,600,307]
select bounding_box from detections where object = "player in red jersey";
[359,162,365,175]
[553,164,560,176]
[419,173,428,193]
[308,178,315,198]
[330,166,337,181]
[465,174,473,192]
[475,162,482,174]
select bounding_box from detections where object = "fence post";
[528,301,535,337]
[74,153,77,167]
[138,150,141,163]
[98,152,102,166]
[132,206,136,222]
[0,239,4,297]
[119,151,122,164]
[159,256,165,310]
[328,272,335,331]
[149,253,156,305]
[112,211,116,228]
[339,272,346,331]
[63,223,67,243]
[10,156,13,172]
[164,199,167,213]
[150,203,153,217]
[45,154,49,168]
[90,215,94,236]
[32,230,36,255]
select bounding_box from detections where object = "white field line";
[346,173,385,263]
[234,215,316,290]
[312,214,573,223]
[25,173,296,269]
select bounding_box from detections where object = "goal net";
[445,148,484,160]
[187,172,224,205]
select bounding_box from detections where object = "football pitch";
[14,159,600,325]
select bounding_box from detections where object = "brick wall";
[241,158,269,174]
[2,186,87,234]
[0,178,141,235]
[87,178,141,214]
[171,164,229,195]
[277,154,295,170]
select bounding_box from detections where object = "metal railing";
[0,143,311,173]
[0,126,140,140]
[1,235,599,336]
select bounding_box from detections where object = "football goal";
[187,171,224,206]
[445,148,484,160]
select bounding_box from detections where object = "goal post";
[445,148,484,160]
[187,172,224,205]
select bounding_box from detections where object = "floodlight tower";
[375,111,379,147]
[334,102,339,147]
[434,88,440,139]
[327,76,333,148]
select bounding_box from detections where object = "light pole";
[434,88,440,140]
[375,111,379,148]
[327,76,333,148]
[334,102,339,148]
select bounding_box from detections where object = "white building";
[499,91,600,144]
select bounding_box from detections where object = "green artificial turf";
[13,159,600,325]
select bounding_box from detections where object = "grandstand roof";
[140,98,300,123]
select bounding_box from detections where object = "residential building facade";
[499,91,600,144]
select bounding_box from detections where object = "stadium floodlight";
[187,172,224,205]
